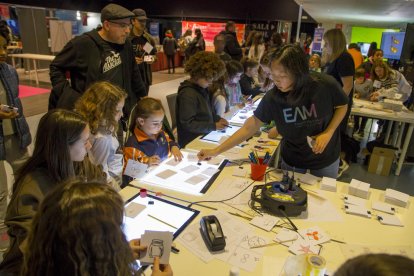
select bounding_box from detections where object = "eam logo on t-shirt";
[283,103,317,123]
[103,51,122,73]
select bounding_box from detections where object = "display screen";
[200,125,241,143]
[381,32,406,60]
[135,150,227,194]
[123,193,199,271]
[229,98,262,126]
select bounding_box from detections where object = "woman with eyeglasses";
[198,45,348,178]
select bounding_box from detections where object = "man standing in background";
[130,8,157,93]
[220,21,243,61]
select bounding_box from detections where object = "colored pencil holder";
[250,158,268,181]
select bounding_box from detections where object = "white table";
[122,165,414,275]
[9,53,55,85]
[351,99,414,175]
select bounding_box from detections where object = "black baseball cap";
[101,4,135,22]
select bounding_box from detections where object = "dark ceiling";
[5,0,315,23]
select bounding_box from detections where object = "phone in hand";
[0,104,18,113]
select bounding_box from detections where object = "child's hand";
[171,146,183,161]
[370,91,380,102]
[148,155,161,166]
[152,256,173,276]
[215,118,229,130]
[129,239,147,259]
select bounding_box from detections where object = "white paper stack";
[349,179,370,199]
[320,177,337,192]
[385,189,410,208]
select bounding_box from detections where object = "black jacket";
[176,80,220,148]
[0,63,31,160]
[49,30,147,116]
[220,30,242,61]
[239,74,262,97]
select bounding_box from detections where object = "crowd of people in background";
[0,2,413,275]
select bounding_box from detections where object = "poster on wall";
[0,5,10,19]
[312,27,324,52]
[246,22,278,42]
[182,21,245,51]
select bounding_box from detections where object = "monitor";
[357,42,371,57]
[381,32,406,60]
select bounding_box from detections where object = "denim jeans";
[281,158,340,179]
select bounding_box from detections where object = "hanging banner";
[182,21,245,51]
[0,5,10,19]
[312,28,324,52]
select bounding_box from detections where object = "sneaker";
[338,159,349,178]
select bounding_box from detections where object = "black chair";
[166,93,177,129]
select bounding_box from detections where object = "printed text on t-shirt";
[283,103,317,123]
[103,51,122,73]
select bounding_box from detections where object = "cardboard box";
[368,147,396,176]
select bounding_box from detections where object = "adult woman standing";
[322,28,355,175]
[198,45,348,178]
[248,32,265,62]
[0,109,104,274]
[163,30,178,74]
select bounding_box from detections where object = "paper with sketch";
[156,169,177,179]
[289,239,320,255]
[124,202,146,218]
[181,164,199,173]
[275,228,299,244]
[143,42,154,54]
[205,177,252,205]
[166,158,181,166]
[250,214,280,232]
[178,223,215,263]
[298,226,330,245]
[140,231,173,265]
[185,174,208,185]
[187,153,199,162]
[340,244,414,260]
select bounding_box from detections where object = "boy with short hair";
[353,67,372,139]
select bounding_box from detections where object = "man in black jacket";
[220,21,243,61]
[49,3,147,117]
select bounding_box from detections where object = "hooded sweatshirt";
[176,80,220,148]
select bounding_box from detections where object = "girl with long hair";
[322,28,355,176]
[22,180,172,276]
[75,81,127,189]
[198,45,348,178]
[0,109,104,274]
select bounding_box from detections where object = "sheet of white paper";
[178,223,215,263]
[296,173,321,186]
[233,167,247,177]
[181,164,200,173]
[143,42,154,54]
[140,231,173,265]
[166,158,181,166]
[296,195,343,222]
[201,167,219,177]
[187,153,199,162]
[249,214,280,232]
[124,159,148,178]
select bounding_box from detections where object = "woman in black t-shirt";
[198,45,348,178]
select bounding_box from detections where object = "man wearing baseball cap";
[49,3,147,120]
[130,8,157,94]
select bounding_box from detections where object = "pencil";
[249,238,297,249]
[147,214,178,229]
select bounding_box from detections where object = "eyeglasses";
[109,21,131,29]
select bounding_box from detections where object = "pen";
[223,124,232,128]
[147,214,178,229]
[171,246,180,253]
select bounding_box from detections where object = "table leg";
[274,144,281,169]
[395,123,413,176]
[32,59,39,86]
[385,120,393,144]
[396,123,405,150]
[11,56,15,68]
[27,59,31,82]
[391,122,399,147]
